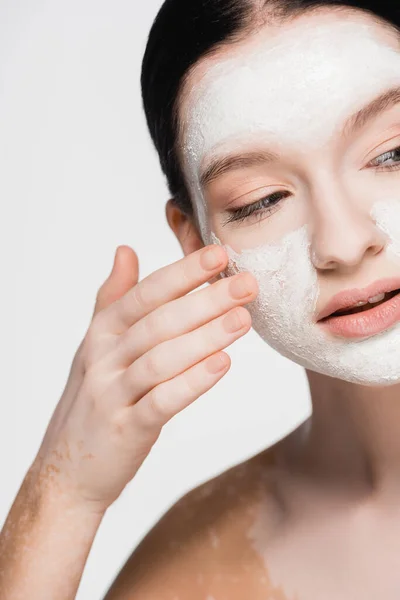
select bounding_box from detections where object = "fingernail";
[202,247,224,271]
[230,274,252,299]
[207,353,229,374]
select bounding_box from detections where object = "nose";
[310,182,387,271]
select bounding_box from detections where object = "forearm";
[0,464,105,600]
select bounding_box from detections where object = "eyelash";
[222,145,400,226]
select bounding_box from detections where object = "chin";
[251,314,400,388]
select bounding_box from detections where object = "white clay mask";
[179,12,400,385]
[211,198,400,386]
[181,16,400,243]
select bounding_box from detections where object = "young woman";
[3,1,400,599]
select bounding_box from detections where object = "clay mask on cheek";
[210,198,400,386]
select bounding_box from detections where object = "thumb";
[92,245,139,319]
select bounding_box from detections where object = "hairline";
[170,3,400,224]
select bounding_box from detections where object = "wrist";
[0,462,105,600]
[23,459,107,523]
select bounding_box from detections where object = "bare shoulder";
[103,447,285,600]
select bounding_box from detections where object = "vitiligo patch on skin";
[156,453,300,600]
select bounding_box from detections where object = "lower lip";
[318,292,400,339]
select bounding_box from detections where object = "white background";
[0,1,311,598]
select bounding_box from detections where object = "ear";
[165,198,220,285]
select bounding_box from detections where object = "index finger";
[98,245,229,335]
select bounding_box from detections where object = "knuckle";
[144,308,165,339]
[142,349,164,380]
[181,368,199,399]
[130,282,146,312]
[201,284,223,313]
[204,317,221,346]
[147,385,171,423]
[109,410,128,441]
[81,324,112,369]
[80,369,101,408]
[112,296,130,329]
[83,362,106,396]
[177,259,192,287]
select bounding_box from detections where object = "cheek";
[212,224,320,333]
[371,198,400,259]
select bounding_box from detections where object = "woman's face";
[178,8,400,386]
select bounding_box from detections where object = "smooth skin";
[0,235,258,600]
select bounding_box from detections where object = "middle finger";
[109,271,258,369]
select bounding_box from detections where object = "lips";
[316,277,400,322]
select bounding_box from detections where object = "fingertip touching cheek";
[177,11,400,386]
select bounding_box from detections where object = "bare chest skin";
[175,448,400,600]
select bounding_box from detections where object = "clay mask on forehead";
[181,15,400,385]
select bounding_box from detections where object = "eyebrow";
[199,84,400,188]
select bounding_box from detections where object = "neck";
[287,370,400,502]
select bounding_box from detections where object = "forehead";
[179,10,400,171]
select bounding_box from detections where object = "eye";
[221,145,400,228]
[222,190,291,226]
[368,145,400,171]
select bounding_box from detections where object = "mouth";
[316,279,400,339]
[319,288,400,321]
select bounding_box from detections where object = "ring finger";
[118,305,251,408]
